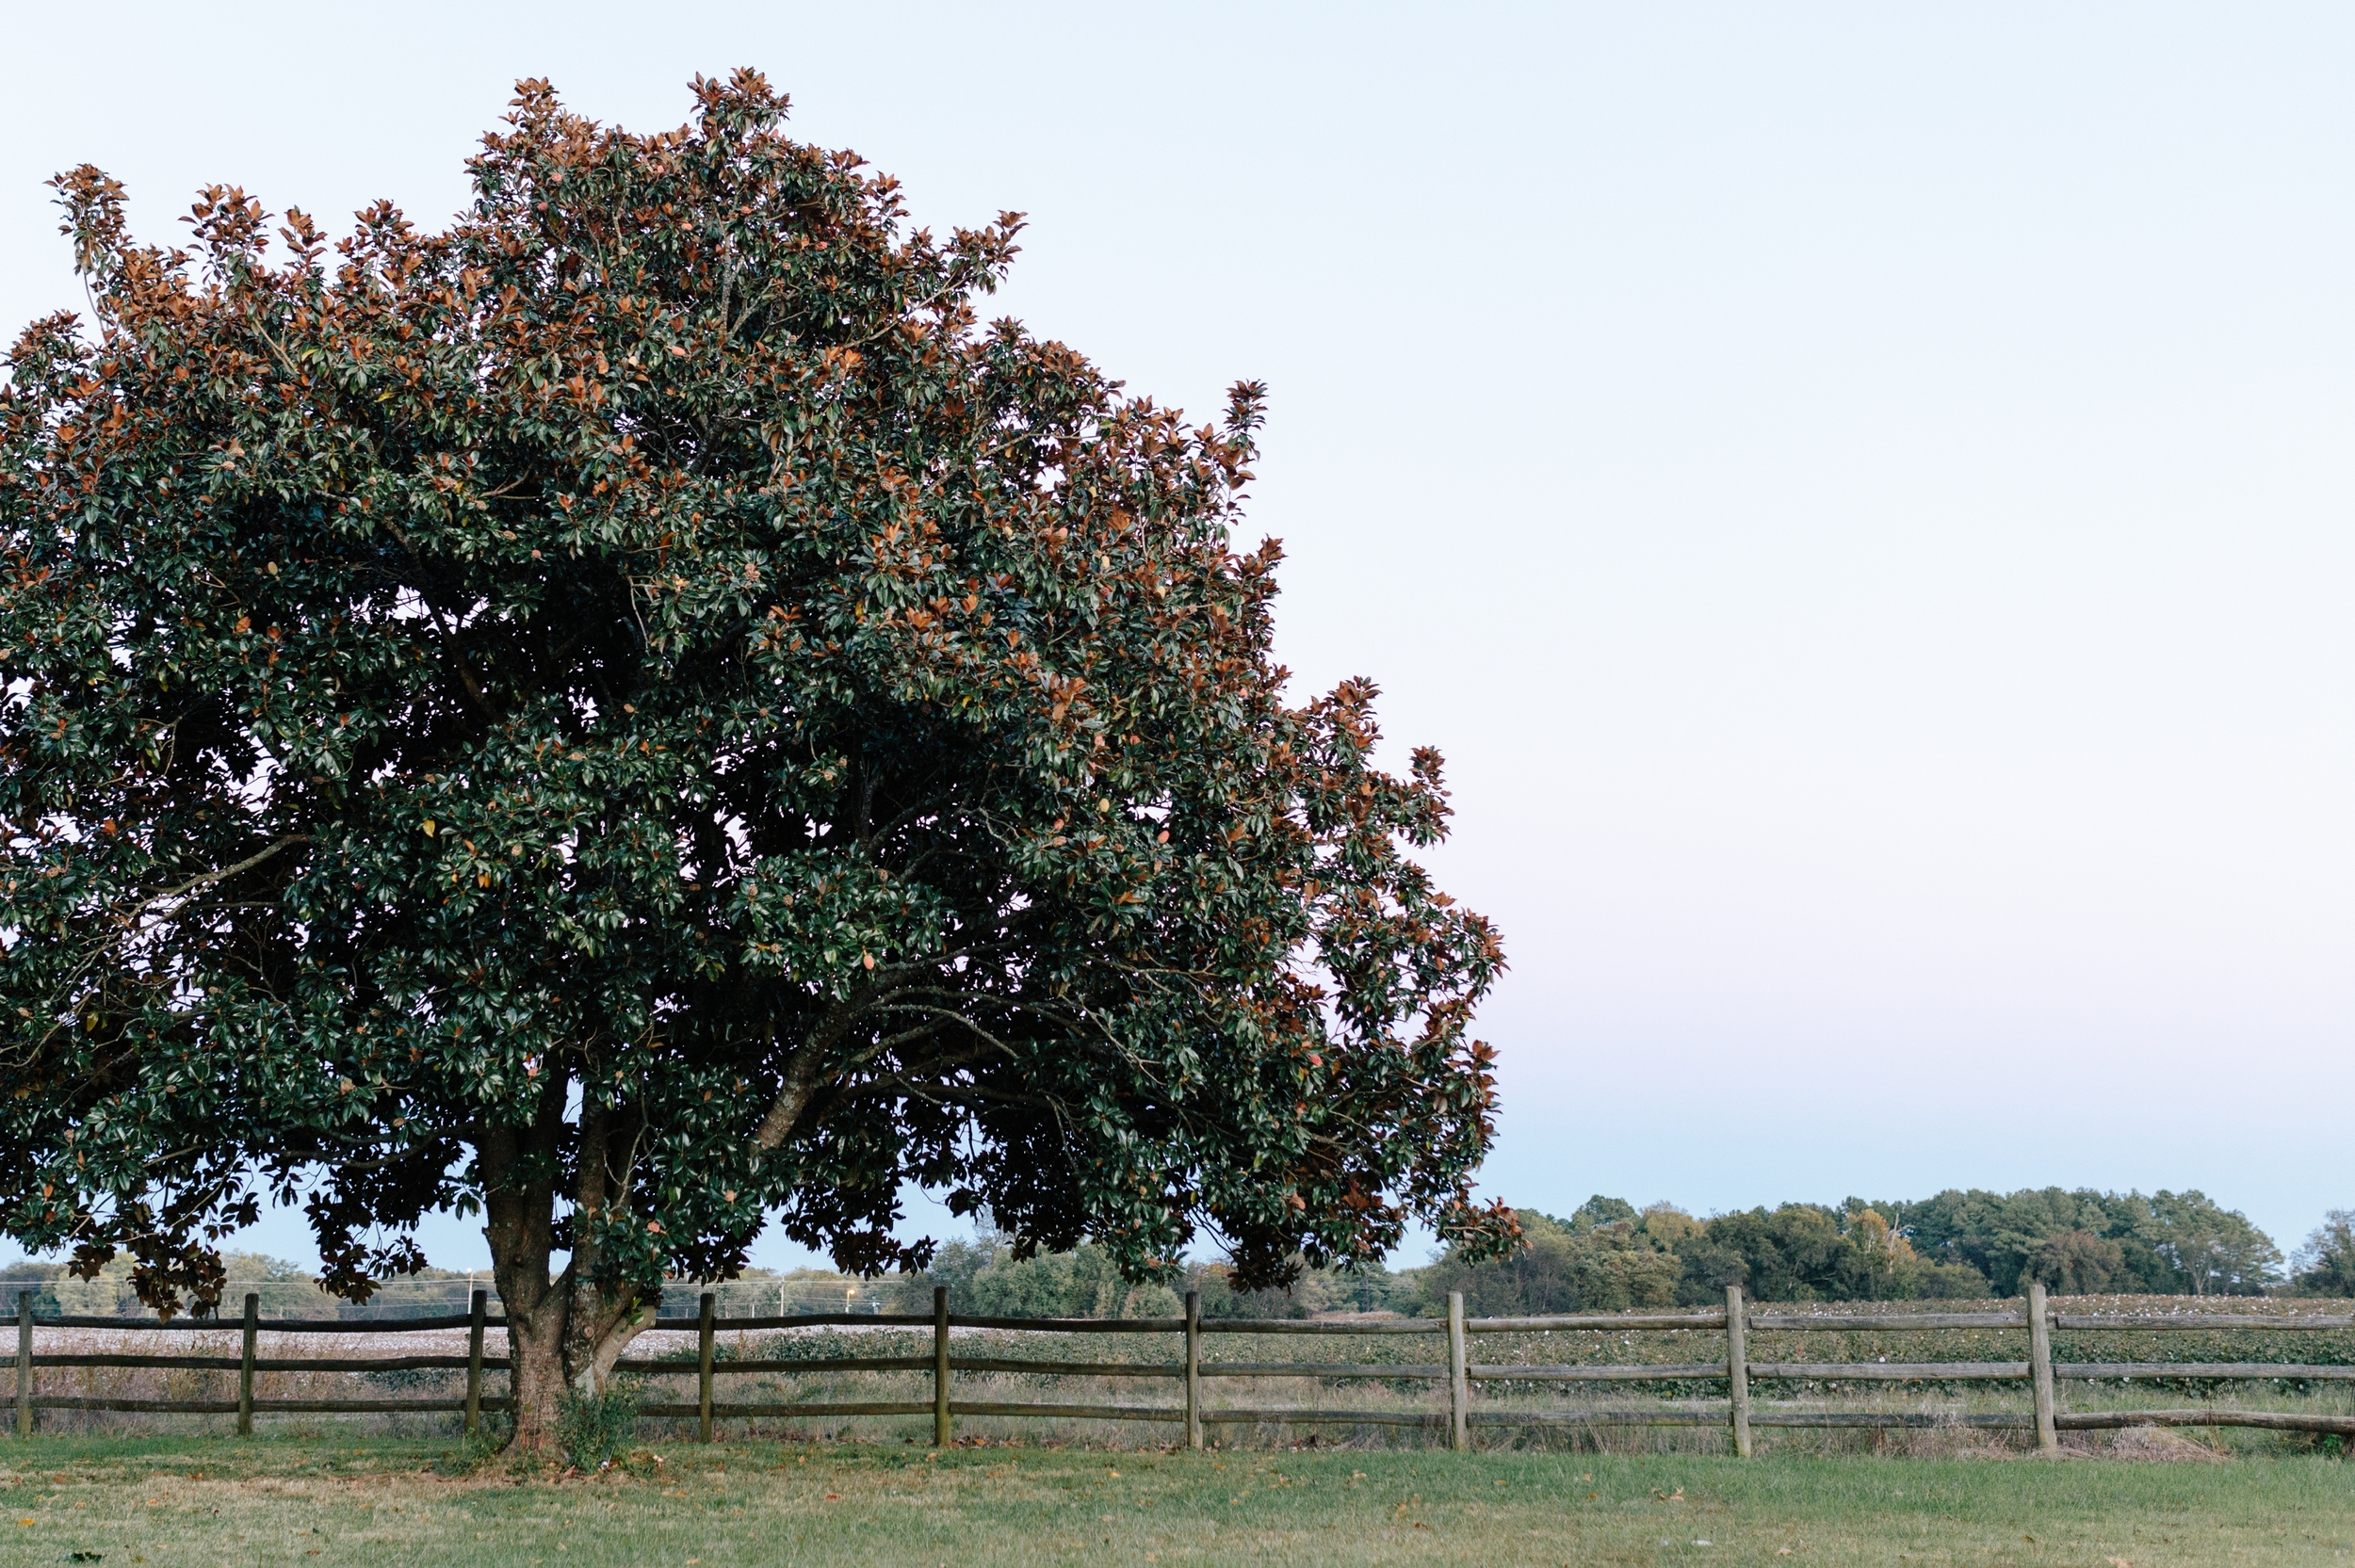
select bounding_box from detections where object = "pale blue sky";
[4,3,2348,1272]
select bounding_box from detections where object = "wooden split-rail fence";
[13,1283,2354,1452]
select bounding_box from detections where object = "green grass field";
[2,1434,2350,1566]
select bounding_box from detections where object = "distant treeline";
[0,1253,489,1319]
[889,1237,1394,1321]
[8,1191,2349,1322]
[900,1188,2344,1320]
[0,1255,919,1322]
[1418,1188,2295,1317]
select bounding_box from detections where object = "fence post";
[932,1286,951,1447]
[1183,1289,1202,1451]
[2027,1281,2057,1456]
[1725,1284,1751,1458]
[697,1291,716,1444]
[463,1289,487,1439]
[14,1291,30,1439]
[1446,1291,1469,1452]
[236,1292,258,1437]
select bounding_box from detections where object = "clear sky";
[4,3,2348,1272]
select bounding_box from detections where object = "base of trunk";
[504,1305,570,1453]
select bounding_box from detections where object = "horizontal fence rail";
[2052,1313,2355,1331]
[1747,1311,2027,1331]
[27,1313,505,1334]
[12,1284,2355,1450]
[1470,1363,1728,1382]
[1749,1362,2031,1381]
[2054,1363,2355,1381]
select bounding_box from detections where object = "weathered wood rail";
[13,1282,2353,1452]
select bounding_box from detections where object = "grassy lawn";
[1,1434,2349,1566]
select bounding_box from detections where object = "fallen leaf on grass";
[823,1493,841,1501]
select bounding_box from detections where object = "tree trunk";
[479,1079,569,1454]
[560,1100,658,1398]
[503,1285,570,1452]
[478,1076,660,1455]
[491,1240,655,1454]
[484,1140,565,1453]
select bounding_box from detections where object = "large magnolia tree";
[0,73,1513,1447]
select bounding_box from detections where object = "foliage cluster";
[1894,1188,2282,1298]
[892,1233,1402,1320]
[2293,1211,2355,1297]
[1410,1187,2285,1315]
[895,1235,1178,1319]
[1,1250,333,1317]
[554,1378,642,1472]
[0,1253,494,1317]
[1410,1198,1980,1316]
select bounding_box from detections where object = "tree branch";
[121,834,311,923]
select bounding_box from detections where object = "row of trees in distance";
[1412,1188,2298,1317]
[901,1187,2330,1318]
[8,1189,2344,1322]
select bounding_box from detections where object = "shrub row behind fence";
[14,1284,2355,1452]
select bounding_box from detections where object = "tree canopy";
[0,72,1511,1442]
[2293,1211,2355,1297]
